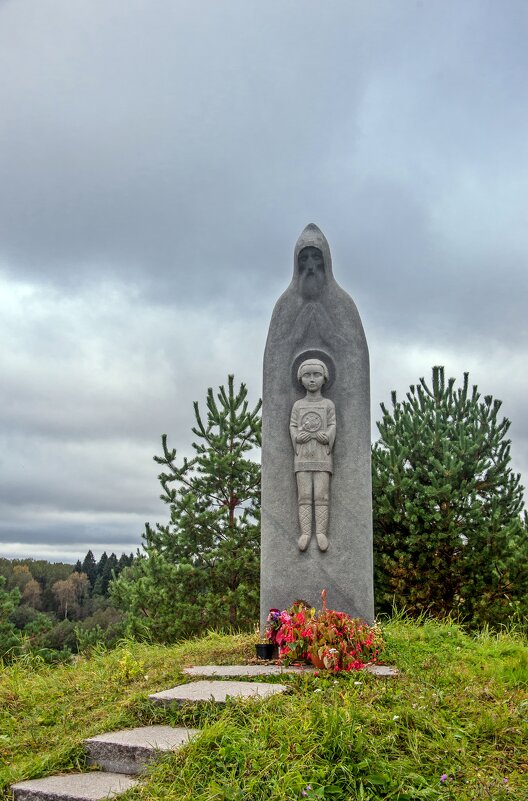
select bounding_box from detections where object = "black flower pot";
[256,643,274,660]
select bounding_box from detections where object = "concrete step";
[12,772,138,801]
[84,725,199,775]
[149,679,288,706]
[183,663,399,678]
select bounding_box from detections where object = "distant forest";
[0,551,134,662]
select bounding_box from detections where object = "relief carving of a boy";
[290,358,336,552]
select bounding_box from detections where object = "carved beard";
[299,268,325,299]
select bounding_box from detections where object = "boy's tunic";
[290,398,336,473]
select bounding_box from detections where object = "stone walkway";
[11,663,398,800]
[12,772,139,801]
[182,663,399,678]
[84,725,200,775]
[11,678,287,801]
[149,678,288,705]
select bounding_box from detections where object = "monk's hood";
[292,223,334,282]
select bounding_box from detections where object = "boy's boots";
[297,504,312,551]
[315,503,329,551]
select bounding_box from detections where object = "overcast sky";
[1,0,527,563]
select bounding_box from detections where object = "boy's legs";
[296,471,313,551]
[313,472,330,552]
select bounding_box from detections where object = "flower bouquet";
[270,590,383,671]
[268,600,315,662]
[264,608,282,646]
[308,590,383,671]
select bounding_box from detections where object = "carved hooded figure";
[261,224,374,625]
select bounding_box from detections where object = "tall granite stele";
[261,224,374,625]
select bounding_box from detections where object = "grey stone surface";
[367,664,400,677]
[149,680,288,705]
[183,664,295,677]
[183,664,399,678]
[261,224,374,627]
[84,725,199,775]
[12,772,137,801]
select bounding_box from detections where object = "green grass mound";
[1,620,526,800]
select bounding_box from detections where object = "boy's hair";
[297,359,329,383]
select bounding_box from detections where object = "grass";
[1,620,527,800]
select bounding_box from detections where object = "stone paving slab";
[368,664,399,677]
[149,679,288,705]
[84,725,199,775]
[183,664,292,677]
[12,772,138,801]
[183,664,399,678]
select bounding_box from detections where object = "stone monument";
[261,224,374,625]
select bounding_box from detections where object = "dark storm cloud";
[0,0,527,558]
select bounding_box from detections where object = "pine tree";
[112,375,261,641]
[372,366,527,626]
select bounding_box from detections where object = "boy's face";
[301,369,325,393]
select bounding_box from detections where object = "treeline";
[4,368,527,663]
[0,550,134,663]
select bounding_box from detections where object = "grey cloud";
[0,1,371,291]
[0,0,527,559]
[0,518,143,552]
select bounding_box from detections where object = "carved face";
[301,369,325,393]
[298,246,325,298]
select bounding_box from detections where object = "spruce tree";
[100,553,118,596]
[97,552,108,576]
[92,552,108,596]
[116,552,133,573]
[112,375,261,641]
[373,366,527,626]
[81,550,97,590]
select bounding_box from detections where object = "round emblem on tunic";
[301,410,322,432]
